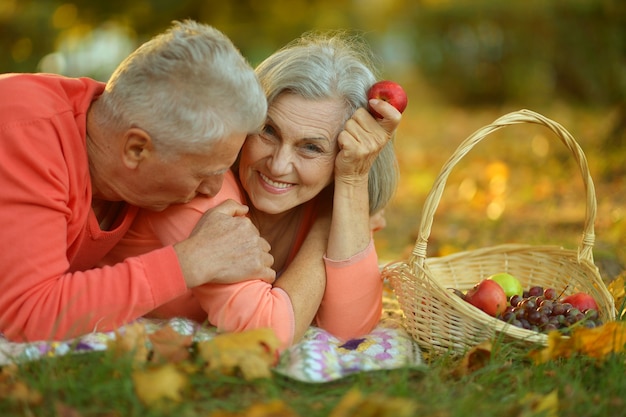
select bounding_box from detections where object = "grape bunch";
[498,286,602,334]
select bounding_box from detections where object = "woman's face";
[238,93,346,215]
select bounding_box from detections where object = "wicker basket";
[382,109,616,355]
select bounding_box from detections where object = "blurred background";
[2,0,625,277]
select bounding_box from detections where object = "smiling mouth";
[259,172,293,189]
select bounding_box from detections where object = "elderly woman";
[104,31,400,350]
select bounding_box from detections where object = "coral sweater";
[103,170,383,350]
[0,74,188,342]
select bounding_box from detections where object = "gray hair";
[95,20,266,155]
[255,31,398,214]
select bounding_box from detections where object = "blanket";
[0,285,423,383]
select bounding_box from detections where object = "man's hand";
[174,200,275,287]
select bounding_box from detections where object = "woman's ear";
[122,127,153,169]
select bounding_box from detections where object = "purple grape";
[551,303,566,316]
[509,295,522,307]
[544,288,557,300]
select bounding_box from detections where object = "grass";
[2,103,625,416]
[3,341,626,416]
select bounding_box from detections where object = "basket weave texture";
[382,109,616,355]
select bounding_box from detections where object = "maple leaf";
[608,274,626,317]
[328,389,417,417]
[0,363,42,405]
[132,363,187,406]
[452,340,493,377]
[519,390,559,417]
[55,402,84,417]
[209,399,301,417]
[107,322,149,366]
[197,328,280,380]
[147,324,193,364]
[530,321,626,363]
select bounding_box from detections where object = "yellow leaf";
[107,322,149,365]
[452,340,493,377]
[132,363,187,406]
[328,389,417,417]
[520,390,559,417]
[148,324,193,364]
[0,380,43,405]
[530,322,626,363]
[608,274,626,317]
[197,328,280,380]
[571,321,626,359]
[529,330,574,364]
[209,399,301,417]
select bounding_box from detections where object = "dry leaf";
[209,399,301,417]
[529,330,575,364]
[132,363,187,406]
[107,322,149,365]
[572,321,626,359]
[519,390,559,417]
[0,379,43,405]
[197,328,280,380]
[452,340,493,377]
[0,364,42,405]
[608,274,626,317]
[55,402,84,417]
[328,389,417,417]
[530,321,626,363]
[148,324,193,364]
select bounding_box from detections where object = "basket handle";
[410,109,597,274]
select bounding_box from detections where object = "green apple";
[488,272,523,298]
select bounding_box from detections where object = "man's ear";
[122,127,153,169]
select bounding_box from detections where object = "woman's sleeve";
[314,239,383,339]
[192,281,296,351]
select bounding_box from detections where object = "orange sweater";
[104,170,383,350]
[0,74,189,342]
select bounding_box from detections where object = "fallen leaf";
[0,379,43,405]
[55,402,84,417]
[608,274,626,317]
[529,330,575,364]
[148,324,193,364]
[108,322,149,365]
[530,321,626,363]
[452,340,493,377]
[197,328,280,380]
[328,389,417,417]
[132,363,187,406]
[572,321,626,359]
[209,399,301,417]
[519,390,559,417]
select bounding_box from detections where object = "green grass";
[2,341,626,417]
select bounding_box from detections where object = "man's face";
[125,132,247,211]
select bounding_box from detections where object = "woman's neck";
[249,206,303,273]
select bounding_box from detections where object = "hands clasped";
[174,199,275,287]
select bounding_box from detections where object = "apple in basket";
[488,272,524,298]
[367,80,408,118]
[560,292,598,312]
[464,279,508,317]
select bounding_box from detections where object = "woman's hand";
[334,98,401,185]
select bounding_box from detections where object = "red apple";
[560,292,598,312]
[367,80,408,118]
[464,279,508,317]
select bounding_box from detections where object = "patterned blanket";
[0,286,423,383]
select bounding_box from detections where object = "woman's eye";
[303,143,323,153]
